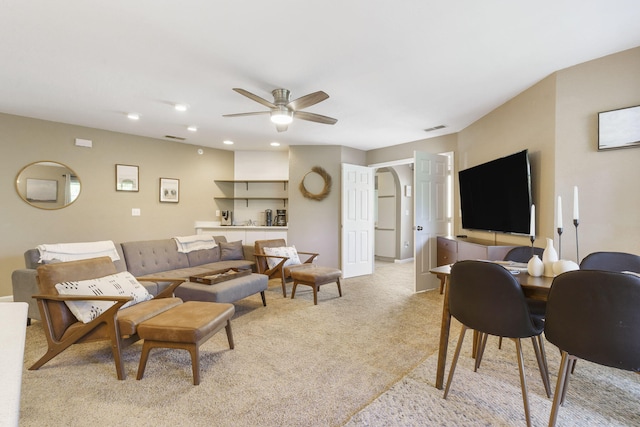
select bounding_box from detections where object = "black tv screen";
[458,150,532,235]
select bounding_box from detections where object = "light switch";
[132,208,141,216]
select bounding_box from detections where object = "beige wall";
[457,73,557,248]
[288,146,344,269]
[1,113,233,296]
[555,47,640,258]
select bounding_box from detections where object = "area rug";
[345,330,640,426]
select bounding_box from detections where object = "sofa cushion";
[220,240,244,260]
[186,247,221,266]
[121,239,189,276]
[54,271,153,323]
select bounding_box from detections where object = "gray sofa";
[12,236,256,323]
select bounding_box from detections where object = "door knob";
[416,226,423,231]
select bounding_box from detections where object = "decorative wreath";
[299,166,332,201]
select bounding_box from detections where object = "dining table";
[429,263,554,390]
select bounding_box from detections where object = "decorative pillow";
[54,271,153,323]
[220,240,244,261]
[263,246,302,270]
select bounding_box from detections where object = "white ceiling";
[2,1,640,152]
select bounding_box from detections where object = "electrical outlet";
[132,208,141,216]
[215,210,221,217]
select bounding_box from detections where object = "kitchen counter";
[194,221,287,230]
[194,222,287,244]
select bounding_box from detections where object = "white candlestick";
[530,204,535,237]
[573,186,579,220]
[557,196,563,229]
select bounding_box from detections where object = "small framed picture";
[159,178,179,203]
[116,164,139,192]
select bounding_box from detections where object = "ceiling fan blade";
[287,91,329,111]
[294,110,338,125]
[222,111,270,118]
[232,88,276,109]
[276,124,288,132]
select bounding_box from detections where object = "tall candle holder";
[573,219,580,263]
[530,235,536,258]
[557,227,563,259]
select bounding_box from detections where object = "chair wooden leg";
[530,336,551,397]
[336,278,343,297]
[560,355,575,405]
[291,282,298,299]
[474,332,488,372]
[498,336,503,349]
[280,271,287,297]
[549,351,571,427]
[443,325,468,399]
[514,338,532,427]
[313,285,318,305]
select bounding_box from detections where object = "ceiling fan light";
[270,107,293,125]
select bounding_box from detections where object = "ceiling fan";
[223,88,338,132]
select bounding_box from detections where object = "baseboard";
[0,295,14,302]
[394,258,414,264]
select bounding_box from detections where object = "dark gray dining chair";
[579,251,640,272]
[443,260,551,427]
[545,270,640,427]
[504,246,544,263]
[499,246,547,349]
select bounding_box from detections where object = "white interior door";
[341,163,374,278]
[414,151,449,292]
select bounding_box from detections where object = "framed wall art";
[598,105,640,151]
[159,178,179,203]
[116,164,139,191]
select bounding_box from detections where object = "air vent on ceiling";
[424,125,446,132]
[164,135,186,141]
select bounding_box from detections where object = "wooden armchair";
[30,256,183,380]
[253,239,318,297]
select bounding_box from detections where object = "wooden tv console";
[435,236,519,293]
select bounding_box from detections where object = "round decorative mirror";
[15,161,81,210]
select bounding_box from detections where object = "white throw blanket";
[173,234,217,253]
[37,240,120,263]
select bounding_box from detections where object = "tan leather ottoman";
[136,301,235,385]
[290,266,343,305]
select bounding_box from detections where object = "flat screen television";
[458,150,532,235]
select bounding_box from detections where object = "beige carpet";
[346,331,640,426]
[19,261,444,427]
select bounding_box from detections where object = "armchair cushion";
[54,271,152,323]
[263,246,301,270]
[220,241,244,261]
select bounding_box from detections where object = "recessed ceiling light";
[270,142,280,147]
[223,140,234,145]
[174,103,188,112]
[187,125,198,132]
[127,113,140,120]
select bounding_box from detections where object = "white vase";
[527,254,544,277]
[542,237,558,277]
[553,259,580,275]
